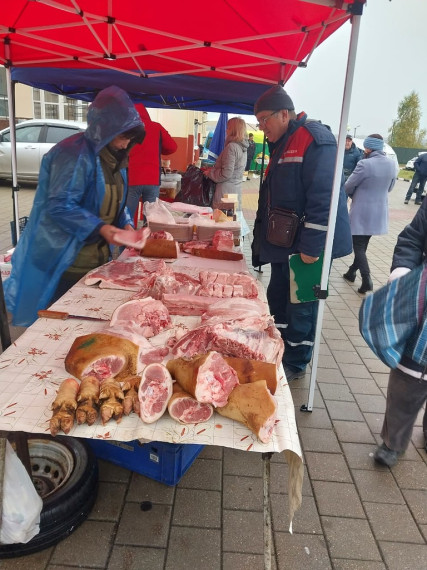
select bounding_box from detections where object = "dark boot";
[343,267,357,282]
[358,274,373,294]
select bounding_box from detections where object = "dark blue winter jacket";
[252,113,352,265]
[343,142,363,179]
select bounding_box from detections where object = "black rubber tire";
[0,435,98,558]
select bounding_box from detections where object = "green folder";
[289,251,327,303]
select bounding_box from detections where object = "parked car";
[405,156,417,171]
[0,119,86,182]
[405,152,427,171]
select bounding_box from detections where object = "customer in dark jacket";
[343,134,362,180]
[404,152,427,205]
[359,198,427,467]
[252,85,352,382]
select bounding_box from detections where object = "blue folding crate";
[87,439,204,486]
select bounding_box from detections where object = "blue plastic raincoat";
[4,85,142,326]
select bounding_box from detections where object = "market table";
[0,249,303,530]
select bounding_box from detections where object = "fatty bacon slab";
[197,271,259,299]
[168,383,213,424]
[167,351,239,408]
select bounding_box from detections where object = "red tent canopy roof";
[1,1,362,86]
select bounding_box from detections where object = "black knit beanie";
[254,85,295,115]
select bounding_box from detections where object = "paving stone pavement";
[0,176,426,569]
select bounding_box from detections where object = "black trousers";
[381,367,427,452]
[349,235,372,277]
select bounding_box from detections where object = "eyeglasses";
[257,111,279,128]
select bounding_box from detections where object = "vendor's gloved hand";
[300,253,319,264]
[388,267,411,283]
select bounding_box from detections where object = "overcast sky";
[209,0,427,141]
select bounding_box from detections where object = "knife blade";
[190,248,243,261]
[37,310,109,321]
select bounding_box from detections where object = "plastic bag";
[174,165,215,207]
[143,198,176,224]
[0,440,43,544]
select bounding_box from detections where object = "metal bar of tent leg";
[5,66,20,244]
[301,5,364,413]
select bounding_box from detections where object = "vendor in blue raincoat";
[4,85,145,327]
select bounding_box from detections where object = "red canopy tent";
[0,0,367,411]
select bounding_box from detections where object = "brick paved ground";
[0,176,426,570]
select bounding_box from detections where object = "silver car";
[0,119,86,183]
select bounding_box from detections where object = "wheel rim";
[27,438,75,499]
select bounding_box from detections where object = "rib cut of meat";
[216,380,277,443]
[84,258,169,290]
[168,384,213,424]
[110,297,171,338]
[65,333,138,381]
[171,321,284,366]
[138,363,173,423]
[166,351,239,407]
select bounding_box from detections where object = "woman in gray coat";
[205,117,249,210]
[343,134,396,293]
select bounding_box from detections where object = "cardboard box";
[87,439,204,486]
[0,262,12,282]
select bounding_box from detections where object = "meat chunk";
[166,351,239,408]
[138,363,173,423]
[168,384,213,424]
[216,380,277,443]
[110,297,171,338]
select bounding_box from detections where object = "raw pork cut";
[162,294,213,316]
[84,258,168,290]
[198,271,259,298]
[112,227,150,250]
[223,357,278,395]
[140,238,179,258]
[150,230,174,240]
[110,297,171,338]
[166,351,239,407]
[216,380,277,443]
[168,384,213,424]
[138,363,173,423]
[132,272,200,299]
[103,324,170,365]
[171,322,284,366]
[212,230,234,251]
[65,333,138,382]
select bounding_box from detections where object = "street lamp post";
[353,125,360,138]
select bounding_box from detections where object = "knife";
[37,310,109,321]
[190,248,243,261]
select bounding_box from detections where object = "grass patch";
[398,168,414,179]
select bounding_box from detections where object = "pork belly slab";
[167,351,239,408]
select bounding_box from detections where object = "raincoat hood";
[85,85,143,153]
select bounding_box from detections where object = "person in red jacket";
[126,103,177,218]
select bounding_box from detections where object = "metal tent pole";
[4,64,20,244]
[301,2,364,413]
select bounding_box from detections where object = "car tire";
[0,435,98,559]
